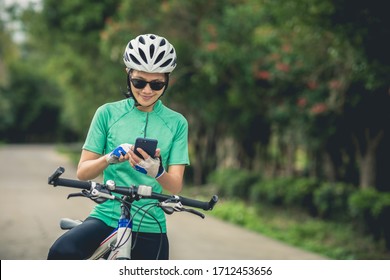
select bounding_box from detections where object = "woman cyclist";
[47,34,189,260]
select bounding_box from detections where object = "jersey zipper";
[143,112,149,138]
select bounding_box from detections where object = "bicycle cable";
[114,199,164,260]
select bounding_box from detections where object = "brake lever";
[160,201,205,219]
[182,208,205,219]
[67,190,89,199]
[160,205,175,215]
[67,189,111,205]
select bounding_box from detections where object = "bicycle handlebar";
[48,167,218,211]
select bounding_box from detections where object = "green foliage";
[250,177,292,205]
[19,0,123,137]
[208,168,260,200]
[284,177,318,208]
[313,182,356,220]
[250,177,319,214]
[206,168,390,251]
[211,199,260,227]
[349,189,390,218]
[0,62,64,142]
[348,189,390,250]
[209,198,390,259]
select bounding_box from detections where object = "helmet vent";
[139,36,146,44]
[123,53,129,62]
[155,51,165,64]
[129,54,141,65]
[160,58,172,68]
[128,42,133,49]
[150,44,155,59]
[139,48,148,63]
[159,39,166,47]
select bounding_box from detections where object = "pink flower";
[328,79,342,90]
[276,62,290,72]
[206,42,218,51]
[282,44,292,52]
[310,103,327,114]
[255,70,271,80]
[307,80,318,90]
[297,97,307,107]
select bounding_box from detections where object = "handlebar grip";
[179,195,219,211]
[208,195,219,210]
[48,167,91,190]
[52,178,92,190]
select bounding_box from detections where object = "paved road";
[0,144,327,260]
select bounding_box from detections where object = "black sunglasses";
[130,78,166,91]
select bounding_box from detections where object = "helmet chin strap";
[125,73,141,106]
[125,72,170,109]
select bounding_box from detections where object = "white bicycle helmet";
[123,34,177,73]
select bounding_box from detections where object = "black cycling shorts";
[47,217,169,260]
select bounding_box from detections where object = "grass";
[182,185,390,260]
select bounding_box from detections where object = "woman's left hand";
[129,148,165,178]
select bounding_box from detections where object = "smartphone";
[134,137,158,159]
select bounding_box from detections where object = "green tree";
[22,0,122,136]
[0,2,61,141]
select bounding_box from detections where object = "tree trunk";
[323,151,337,182]
[359,150,376,189]
[353,129,384,189]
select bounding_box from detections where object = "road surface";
[0,144,327,260]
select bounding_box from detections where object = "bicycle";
[48,166,218,260]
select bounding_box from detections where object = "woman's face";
[129,70,166,112]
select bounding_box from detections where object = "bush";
[207,168,260,200]
[284,177,319,214]
[349,189,390,218]
[349,189,390,249]
[250,177,319,214]
[210,168,390,251]
[250,177,291,205]
[313,182,356,220]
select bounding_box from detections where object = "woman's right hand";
[106,143,132,164]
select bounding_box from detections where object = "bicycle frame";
[91,196,133,260]
[89,228,119,259]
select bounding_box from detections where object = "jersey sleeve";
[82,105,109,155]
[168,116,190,166]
